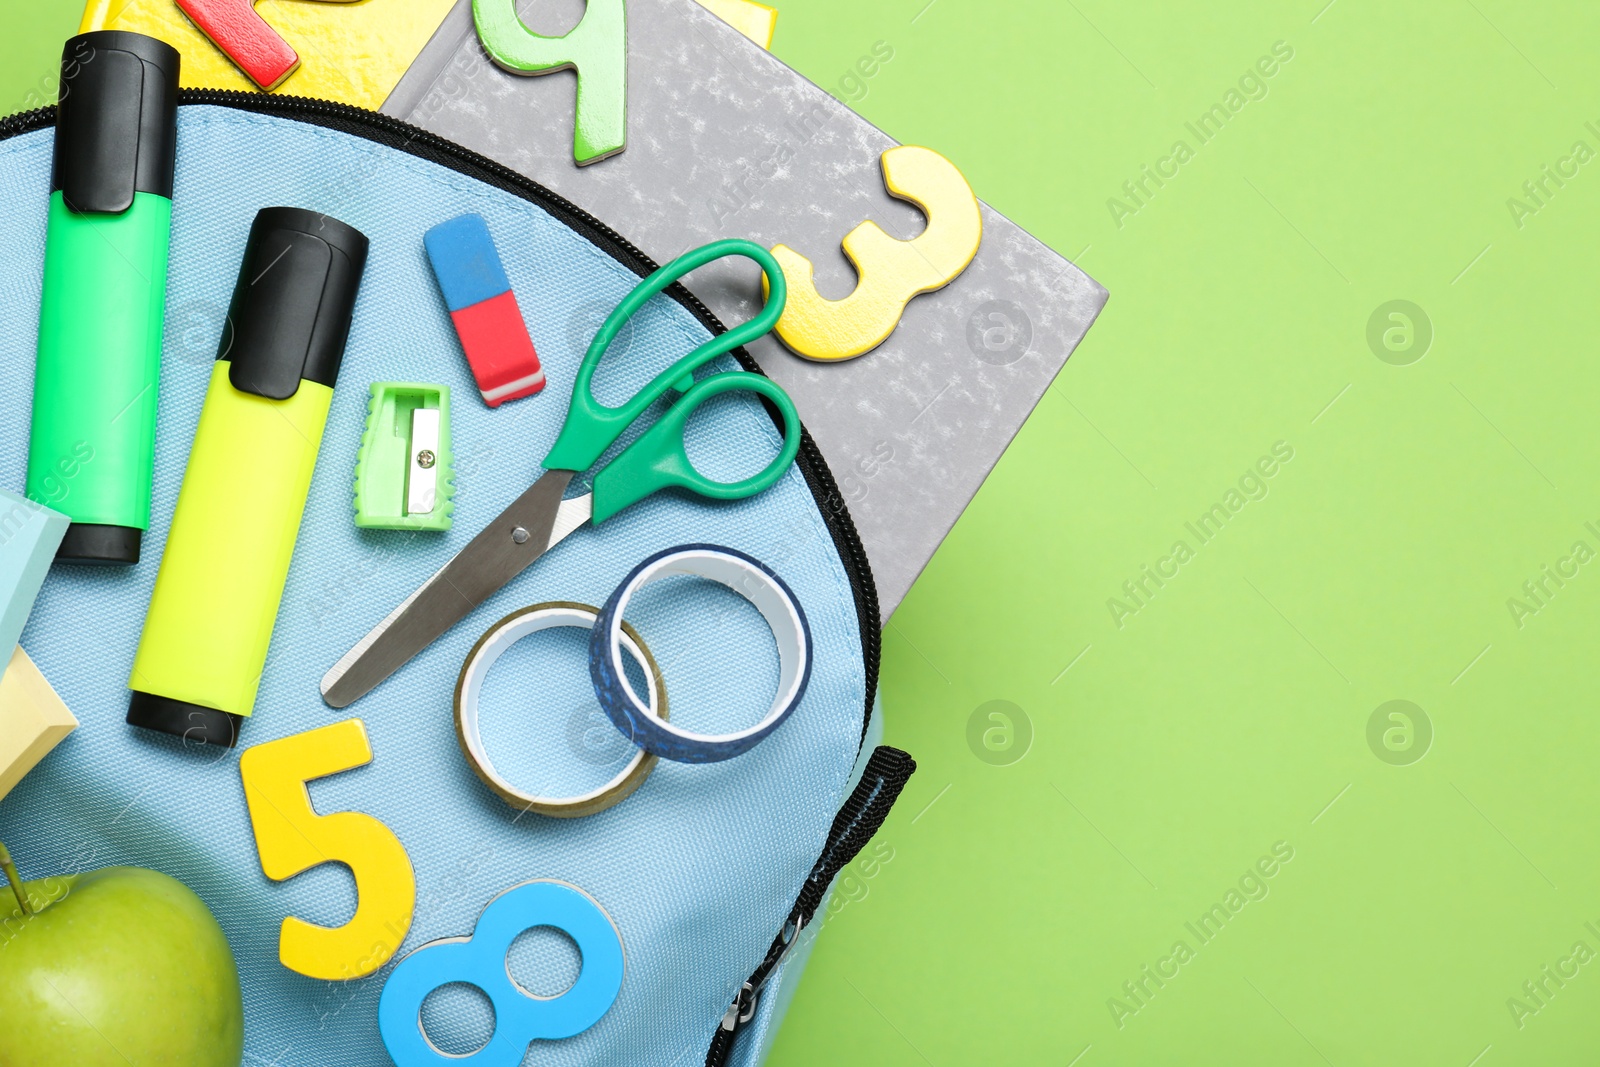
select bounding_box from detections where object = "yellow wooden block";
[0,647,78,803]
[693,0,777,49]
[78,0,458,108]
[768,145,983,362]
[239,719,415,981]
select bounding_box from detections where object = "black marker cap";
[56,523,141,566]
[224,207,370,400]
[52,31,180,215]
[126,691,241,749]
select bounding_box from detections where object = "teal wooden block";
[0,489,70,653]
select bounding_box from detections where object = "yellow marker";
[239,719,415,981]
[768,146,983,363]
[693,0,777,49]
[127,209,368,749]
[0,648,77,803]
[128,364,331,726]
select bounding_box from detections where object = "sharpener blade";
[406,408,440,516]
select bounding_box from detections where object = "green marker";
[28,31,180,565]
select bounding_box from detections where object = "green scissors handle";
[542,238,801,524]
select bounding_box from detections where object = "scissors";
[321,239,798,708]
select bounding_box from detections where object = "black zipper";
[706,744,917,1066]
[0,92,892,1064]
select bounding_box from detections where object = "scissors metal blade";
[320,469,583,708]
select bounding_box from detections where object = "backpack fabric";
[0,97,905,1066]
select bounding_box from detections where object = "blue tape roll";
[589,545,812,764]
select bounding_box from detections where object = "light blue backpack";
[0,94,913,1066]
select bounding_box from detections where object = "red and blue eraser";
[424,214,546,407]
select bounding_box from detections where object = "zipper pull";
[718,914,808,1033]
[720,982,756,1032]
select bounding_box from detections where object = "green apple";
[0,843,244,1066]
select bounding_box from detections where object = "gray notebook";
[383,0,1106,621]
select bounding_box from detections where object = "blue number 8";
[378,881,624,1065]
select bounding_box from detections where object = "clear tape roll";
[454,602,667,817]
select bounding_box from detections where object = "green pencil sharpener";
[353,383,455,531]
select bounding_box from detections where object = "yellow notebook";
[0,647,77,803]
[79,0,463,108]
[78,0,773,110]
[694,0,776,49]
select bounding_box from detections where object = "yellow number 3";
[768,145,982,362]
[239,720,415,981]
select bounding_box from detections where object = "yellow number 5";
[239,719,415,981]
[767,145,983,362]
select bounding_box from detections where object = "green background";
[3,1,81,118]
[8,1,1600,1063]
[764,2,1600,1065]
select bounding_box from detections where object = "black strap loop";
[708,746,918,1064]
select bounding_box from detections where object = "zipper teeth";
[791,431,880,737]
[178,89,668,284]
[0,106,56,138]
